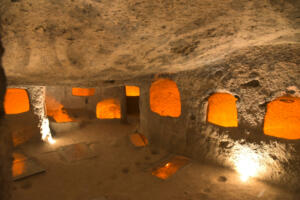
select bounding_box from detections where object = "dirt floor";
[11,117,298,200]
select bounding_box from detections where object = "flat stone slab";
[13,153,45,181]
[152,155,190,180]
[50,121,80,133]
[58,143,97,162]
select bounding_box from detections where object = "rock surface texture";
[0,0,299,85]
[0,0,299,196]
[140,45,300,191]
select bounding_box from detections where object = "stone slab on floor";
[152,155,190,180]
[13,153,45,181]
[58,143,97,162]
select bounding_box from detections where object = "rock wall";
[0,31,12,200]
[140,43,300,191]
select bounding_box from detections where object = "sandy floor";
[12,119,297,200]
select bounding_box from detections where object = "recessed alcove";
[4,88,40,147]
[264,96,300,140]
[96,99,121,119]
[4,88,30,115]
[150,79,181,117]
[207,93,238,127]
[72,88,95,96]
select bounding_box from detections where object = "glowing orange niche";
[125,86,140,96]
[72,88,95,96]
[96,99,121,119]
[207,93,238,127]
[45,95,73,123]
[264,96,300,140]
[152,156,189,179]
[150,79,181,117]
[4,88,30,114]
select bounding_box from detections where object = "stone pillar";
[0,36,12,200]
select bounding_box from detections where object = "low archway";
[150,79,181,117]
[207,93,238,127]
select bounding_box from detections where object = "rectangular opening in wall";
[125,86,140,115]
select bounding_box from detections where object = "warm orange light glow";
[72,88,95,96]
[4,89,30,114]
[125,86,140,96]
[152,156,189,179]
[150,79,181,117]
[264,96,300,139]
[129,133,148,147]
[45,95,73,123]
[96,99,121,119]
[207,93,238,127]
[12,153,26,177]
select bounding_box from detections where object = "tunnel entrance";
[125,86,140,115]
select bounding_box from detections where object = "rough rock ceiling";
[0,0,299,86]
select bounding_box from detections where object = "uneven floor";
[12,118,298,200]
